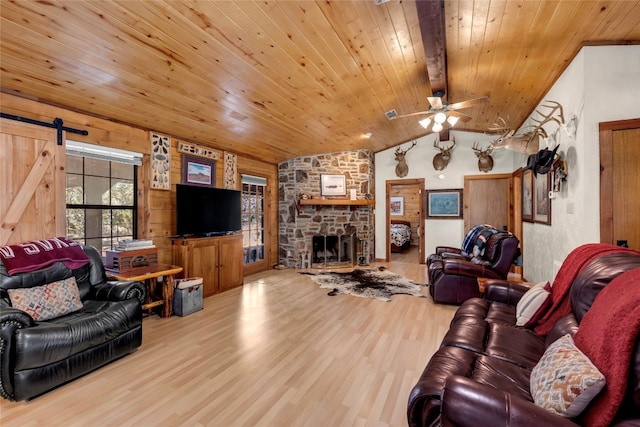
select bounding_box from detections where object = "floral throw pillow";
[8,277,83,321]
[530,334,605,417]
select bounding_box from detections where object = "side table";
[108,264,183,318]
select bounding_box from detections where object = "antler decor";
[489,101,565,155]
[472,142,494,173]
[432,137,456,171]
[394,140,418,177]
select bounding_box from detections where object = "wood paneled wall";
[1,93,277,272]
[389,184,421,245]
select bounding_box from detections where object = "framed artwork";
[182,154,216,187]
[534,172,552,225]
[320,174,346,196]
[426,189,463,219]
[522,169,534,222]
[390,196,404,215]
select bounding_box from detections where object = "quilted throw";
[0,237,89,276]
[390,224,411,247]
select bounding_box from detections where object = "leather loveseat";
[408,244,640,427]
[428,228,520,304]
[0,240,146,401]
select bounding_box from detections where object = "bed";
[390,220,412,253]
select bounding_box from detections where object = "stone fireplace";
[278,149,374,268]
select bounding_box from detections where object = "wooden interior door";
[463,173,513,232]
[600,119,640,250]
[0,118,65,245]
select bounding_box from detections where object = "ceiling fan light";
[434,112,447,124]
[447,116,460,126]
[418,118,431,128]
[432,122,443,132]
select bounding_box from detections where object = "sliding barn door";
[0,118,66,245]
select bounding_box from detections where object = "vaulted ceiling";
[1,0,639,164]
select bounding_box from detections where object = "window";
[241,174,267,265]
[65,141,141,256]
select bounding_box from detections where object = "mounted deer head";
[489,101,565,155]
[394,140,418,177]
[432,137,456,171]
[472,142,494,173]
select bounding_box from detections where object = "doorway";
[385,179,425,263]
[600,118,640,250]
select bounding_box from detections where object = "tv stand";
[172,234,243,297]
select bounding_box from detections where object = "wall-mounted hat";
[525,145,559,176]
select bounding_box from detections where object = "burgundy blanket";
[533,243,638,335]
[573,267,640,427]
[0,237,89,276]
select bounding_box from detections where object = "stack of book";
[114,239,155,251]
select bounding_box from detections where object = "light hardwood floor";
[0,259,456,427]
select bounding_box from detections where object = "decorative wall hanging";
[522,169,534,222]
[182,154,216,188]
[534,173,552,225]
[390,196,404,215]
[176,139,220,160]
[426,189,463,219]
[150,132,170,190]
[320,174,346,196]
[223,151,237,189]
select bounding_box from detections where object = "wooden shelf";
[299,199,375,206]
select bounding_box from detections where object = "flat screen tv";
[176,184,242,236]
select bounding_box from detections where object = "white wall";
[374,131,517,259]
[374,45,640,283]
[521,45,640,283]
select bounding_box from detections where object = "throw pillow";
[8,277,83,321]
[530,334,606,418]
[515,281,551,327]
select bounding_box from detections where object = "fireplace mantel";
[299,199,375,209]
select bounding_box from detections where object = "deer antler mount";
[432,137,456,171]
[472,142,494,173]
[394,140,418,177]
[489,101,565,155]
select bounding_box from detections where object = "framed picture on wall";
[522,169,534,222]
[320,174,346,196]
[182,154,216,188]
[390,196,404,215]
[426,189,463,219]
[534,172,552,225]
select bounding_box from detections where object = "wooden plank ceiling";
[1,0,639,164]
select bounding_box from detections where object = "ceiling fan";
[386,94,489,133]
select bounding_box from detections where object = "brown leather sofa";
[428,230,520,304]
[408,245,640,427]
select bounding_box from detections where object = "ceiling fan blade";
[447,111,473,122]
[427,97,443,109]
[391,111,435,119]
[447,96,489,111]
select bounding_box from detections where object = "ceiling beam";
[416,0,449,140]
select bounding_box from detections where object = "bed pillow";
[530,334,605,417]
[516,281,551,327]
[8,277,83,321]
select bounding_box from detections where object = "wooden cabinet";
[172,235,244,297]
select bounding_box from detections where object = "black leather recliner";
[0,245,146,401]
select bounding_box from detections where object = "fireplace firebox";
[312,234,357,268]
